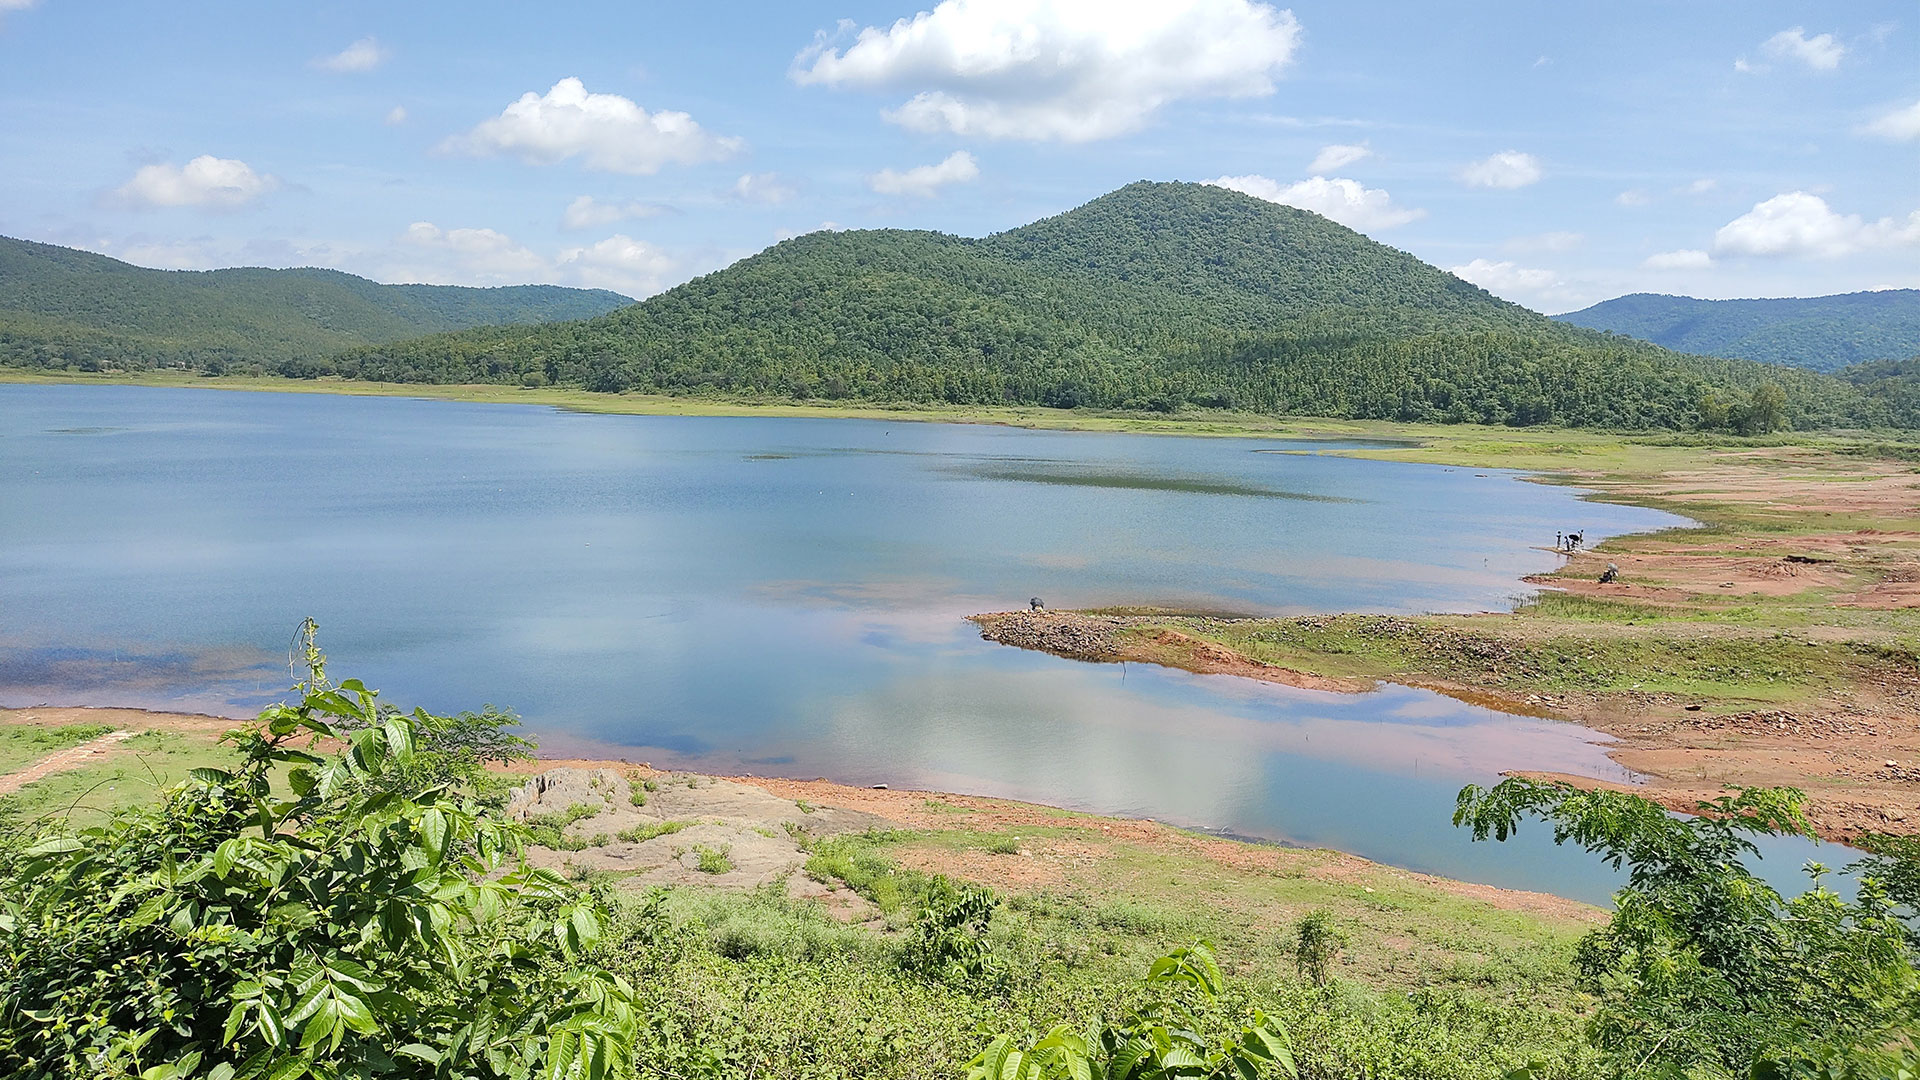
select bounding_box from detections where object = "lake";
[0,383,1834,902]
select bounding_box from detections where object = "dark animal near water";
[1029,597,1046,611]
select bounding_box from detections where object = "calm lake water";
[0,383,1835,902]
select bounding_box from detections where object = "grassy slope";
[619,825,1596,1079]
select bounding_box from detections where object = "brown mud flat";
[972,445,1920,843]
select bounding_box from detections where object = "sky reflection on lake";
[3,383,1841,902]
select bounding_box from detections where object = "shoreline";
[967,428,1920,844]
[10,376,1917,843]
[0,704,1601,920]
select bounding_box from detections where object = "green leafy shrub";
[967,943,1295,1079]
[899,877,1001,988]
[1293,910,1345,988]
[0,629,636,1080]
[1456,779,1919,1078]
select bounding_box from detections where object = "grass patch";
[1138,612,1869,704]
[804,830,928,915]
[0,729,230,827]
[617,820,690,844]
[693,844,735,875]
[0,722,116,774]
[524,802,604,850]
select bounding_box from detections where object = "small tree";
[1697,389,1733,432]
[1736,382,1791,435]
[899,876,1002,988]
[1455,779,1918,1078]
[1293,910,1345,989]
[0,629,637,1080]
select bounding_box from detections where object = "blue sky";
[1,0,1914,313]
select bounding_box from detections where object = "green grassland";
[606,826,1599,1079]
[0,718,234,827]
[0,722,112,774]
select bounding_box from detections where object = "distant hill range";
[0,235,632,371]
[6,185,1914,430]
[1556,290,1920,373]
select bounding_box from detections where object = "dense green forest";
[295,184,1905,431]
[8,185,1913,430]
[1557,289,1920,373]
[0,235,631,371]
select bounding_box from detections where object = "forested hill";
[1556,290,1920,373]
[17,183,1909,430]
[0,235,632,370]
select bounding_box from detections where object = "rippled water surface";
[0,384,1833,901]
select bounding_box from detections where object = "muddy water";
[0,383,1833,901]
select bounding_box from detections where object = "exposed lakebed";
[0,384,1832,901]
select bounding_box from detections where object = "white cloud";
[556,234,675,297]
[315,36,388,74]
[561,195,666,230]
[1713,191,1920,258]
[1615,188,1652,207]
[399,221,547,280]
[775,221,843,241]
[1860,98,1920,142]
[793,0,1302,142]
[445,77,743,175]
[385,106,408,126]
[1449,258,1559,297]
[733,172,797,204]
[1204,174,1424,232]
[113,238,221,270]
[1642,249,1713,270]
[1502,230,1583,254]
[1460,150,1541,189]
[390,221,684,298]
[1682,178,1717,195]
[113,155,280,209]
[869,150,979,197]
[1307,142,1369,173]
[1759,27,1844,71]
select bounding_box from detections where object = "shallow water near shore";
[1,383,1836,903]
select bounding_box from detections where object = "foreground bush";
[1456,779,1920,1079]
[0,634,635,1080]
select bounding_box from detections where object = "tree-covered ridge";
[0,235,632,370]
[9,183,1910,430]
[1555,289,1920,373]
[300,183,1905,429]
